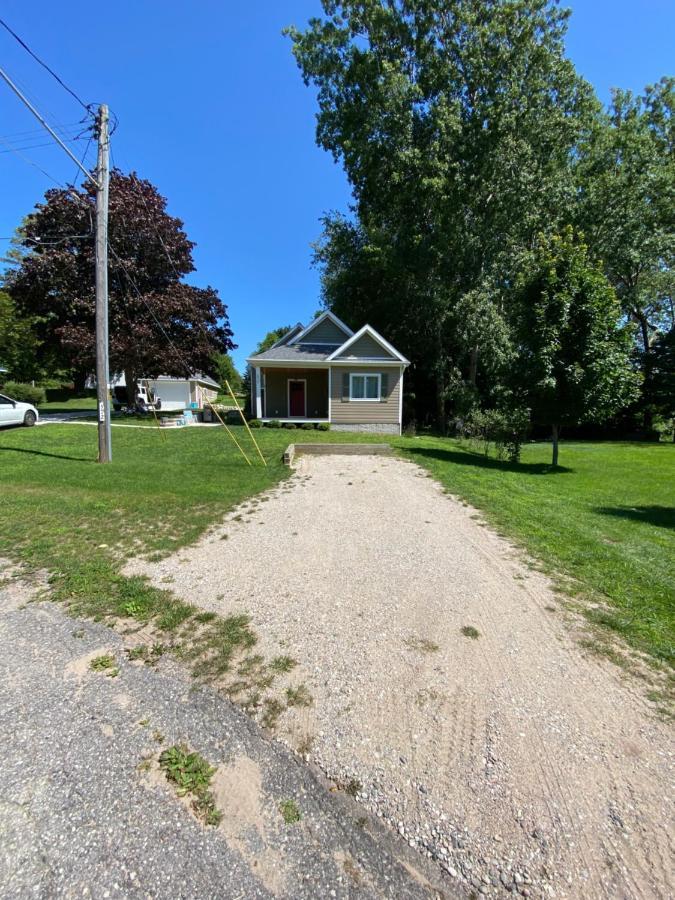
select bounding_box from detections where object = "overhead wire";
[0,17,92,113]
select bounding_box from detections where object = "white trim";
[327,324,410,364]
[288,310,353,345]
[328,367,332,421]
[349,372,381,401]
[398,365,403,432]
[254,366,262,419]
[287,377,307,418]
[294,341,342,347]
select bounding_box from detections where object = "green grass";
[0,423,672,673]
[158,744,222,826]
[399,439,674,668]
[39,395,97,413]
[278,798,301,824]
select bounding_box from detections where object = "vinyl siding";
[263,368,328,418]
[298,317,350,344]
[333,333,397,360]
[249,366,257,414]
[330,365,402,424]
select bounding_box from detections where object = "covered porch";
[253,366,329,422]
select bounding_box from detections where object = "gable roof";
[288,310,353,345]
[269,323,304,350]
[327,324,409,364]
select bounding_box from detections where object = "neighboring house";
[104,372,220,411]
[247,312,409,434]
[145,374,220,411]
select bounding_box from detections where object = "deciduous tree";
[5,172,234,399]
[510,229,639,465]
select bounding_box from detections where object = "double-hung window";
[349,373,380,401]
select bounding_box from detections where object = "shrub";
[265,419,281,429]
[1,381,46,406]
[248,419,262,428]
[300,422,315,430]
[316,422,330,431]
[282,423,297,430]
[463,407,529,463]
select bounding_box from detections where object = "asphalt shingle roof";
[250,344,341,361]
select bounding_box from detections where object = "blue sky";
[0,2,673,371]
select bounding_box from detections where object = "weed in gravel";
[184,614,257,680]
[286,684,313,708]
[153,730,165,743]
[89,653,119,677]
[261,698,284,729]
[270,654,297,674]
[72,628,85,639]
[345,778,362,797]
[461,625,480,639]
[405,635,440,654]
[194,611,216,624]
[158,744,222,826]
[137,758,152,772]
[138,717,150,727]
[296,734,314,757]
[278,799,301,824]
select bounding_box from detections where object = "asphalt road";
[0,577,450,900]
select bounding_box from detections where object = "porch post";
[255,366,263,419]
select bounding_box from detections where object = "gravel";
[0,568,450,899]
[129,454,674,899]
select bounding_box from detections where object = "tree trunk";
[468,346,478,387]
[125,368,138,406]
[551,424,559,467]
[72,368,87,395]
[636,313,653,433]
[436,377,447,436]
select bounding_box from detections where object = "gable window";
[349,373,380,401]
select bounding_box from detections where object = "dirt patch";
[129,455,674,899]
[211,756,288,895]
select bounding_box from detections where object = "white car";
[0,393,39,427]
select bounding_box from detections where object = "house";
[246,312,409,434]
[107,372,220,411]
[145,374,220,411]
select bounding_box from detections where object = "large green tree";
[510,229,639,465]
[575,78,675,428]
[0,290,42,383]
[288,0,596,426]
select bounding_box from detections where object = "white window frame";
[349,372,380,401]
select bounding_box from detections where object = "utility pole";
[94,104,112,463]
[0,67,112,463]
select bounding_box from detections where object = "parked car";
[0,392,39,427]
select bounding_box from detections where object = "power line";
[0,135,88,154]
[0,17,91,113]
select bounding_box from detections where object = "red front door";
[289,380,305,417]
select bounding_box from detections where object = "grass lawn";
[0,423,672,677]
[39,395,97,414]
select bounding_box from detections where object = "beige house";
[247,312,409,434]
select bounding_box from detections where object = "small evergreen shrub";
[316,422,330,431]
[1,381,46,406]
[248,419,262,428]
[282,423,297,430]
[300,422,314,430]
[265,419,281,428]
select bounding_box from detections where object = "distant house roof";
[151,373,220,390]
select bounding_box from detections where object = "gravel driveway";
[131,453,674,899]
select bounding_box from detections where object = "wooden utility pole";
[95,104,112,463]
